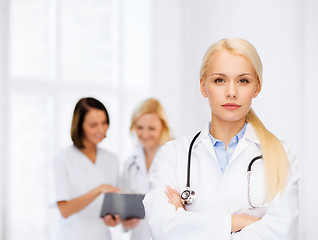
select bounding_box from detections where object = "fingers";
[122,218,140,230]
[100,184,121,193]
[165,186,175,198]
[165,186,180,201]
[165,186,184,210]
[103,214,121,227]
[114,214,121,224]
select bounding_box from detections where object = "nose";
[226,82,237,99]
[140,129,149,138]
[99,124,108,134]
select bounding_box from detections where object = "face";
[134,113,163,150]
[82,109,109,146]
[200,50,260,125]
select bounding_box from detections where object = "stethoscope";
[128,155,140,172]
[181,132,264,209]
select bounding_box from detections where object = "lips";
[222,103,241,110]
[95,135,105,140]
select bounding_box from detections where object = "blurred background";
[0,0,317,239]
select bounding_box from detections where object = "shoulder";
[156,135,196,162]
[280,141,298,166]
[51,145,79,172]
[54,145,78,162]
[161,136,192,152]
[243,123,261,145]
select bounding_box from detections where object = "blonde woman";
[121,98,172,240]
[143,39,299,240]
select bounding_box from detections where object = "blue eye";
[239,79,249,83]
[215,78,224,83]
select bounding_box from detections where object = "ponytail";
[201,38,290,202]
[246,108,289,202]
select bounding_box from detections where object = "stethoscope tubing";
[247,155,263,209]
[128,156,140,172]
[184,132,264,209]
[186,132,201,188]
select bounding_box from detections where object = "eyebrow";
[211,73,252,77]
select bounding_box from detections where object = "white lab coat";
[143,123,300,240]
[49,145,119,240]
[121,146,153,240]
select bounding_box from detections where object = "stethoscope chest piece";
[181,187,196,205]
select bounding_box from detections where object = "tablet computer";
[100,192,145,220]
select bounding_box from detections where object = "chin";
[220,112,247,122]
[95,139,104,144]
[143,143,154,149]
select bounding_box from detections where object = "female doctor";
[143,38,300,240]
[49,97,121,240]
[121,98,172,240]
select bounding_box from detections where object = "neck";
[81,140,97,163]
[210,117,246,147]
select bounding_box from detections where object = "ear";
[200,79,208,98]
[253,81,261,98]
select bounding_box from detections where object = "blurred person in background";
[121,98,173,240]
[49,97,121,240]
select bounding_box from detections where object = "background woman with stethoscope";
[143,38,300,240]
[121,98,172,240]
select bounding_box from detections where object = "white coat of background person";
[49,97,122,240]
[121,98,173,240]
[143,38,300,240]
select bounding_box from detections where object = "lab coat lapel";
[227,124,261,167]
[201,137,218,161]
[194,124,219,167]
[135,146,147,174]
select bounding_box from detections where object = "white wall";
[0,0,8,239]
[117,0,152,160]
[150,0,185,138]
[302,0,318,237]
[151,0,317,238]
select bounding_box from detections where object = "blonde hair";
[200,38,289,202]
[130,98,172,145]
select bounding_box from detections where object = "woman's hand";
[98,184,120,194]
[57,184,120,219]
[122,218,141,230]
[231,214,261,233]
[103,214,121,227]
[164,186,185,210]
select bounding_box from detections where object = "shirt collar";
[208,122,247,146]
[193,122,260,148]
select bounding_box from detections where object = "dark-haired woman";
[49,97,120,240]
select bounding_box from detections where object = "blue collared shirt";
[208,123,247,173]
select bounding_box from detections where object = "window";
[2,0,151,239]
